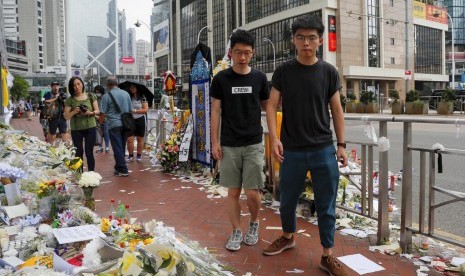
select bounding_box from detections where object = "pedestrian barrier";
[264,112,465,249]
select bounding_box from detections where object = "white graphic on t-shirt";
[232,87,252,94]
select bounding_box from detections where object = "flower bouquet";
[0,162,26,205]
[78,171,102,210]
[64,157,83,181]
[156,133,182,173]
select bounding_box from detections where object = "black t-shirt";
[272,59,342,151]
[211,68,269,147]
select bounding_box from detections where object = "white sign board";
[178,115,193,162]
[52,225,106,244]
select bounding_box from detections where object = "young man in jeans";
[264,15,349,276]
[210,29,269,251]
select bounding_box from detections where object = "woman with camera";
[64,76,100,171]
[126,84,149,163]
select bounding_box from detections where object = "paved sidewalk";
[11,117,418,275]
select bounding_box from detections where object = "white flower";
[78,171,102,187]
[0,162,26,179]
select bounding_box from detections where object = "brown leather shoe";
[263,235,295,256]
[319,254,349,276]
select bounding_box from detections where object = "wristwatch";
[337,142,346,149]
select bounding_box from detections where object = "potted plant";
[405,90,427,114]
[437,89,456,115]
[359,90,378,113]
[340,93,346,112]
[390,90,403,114]
[345,92,357,113]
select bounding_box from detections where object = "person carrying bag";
[108,92,136,136]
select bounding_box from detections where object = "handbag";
[108,92,135,135]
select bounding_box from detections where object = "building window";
[245,0,310,23]
[38,19,41,25]
[391,57,395,64]
[390,38,394,45]
[38,28,42,34]
[38,1,41,8]
[367,0,380,67]
[38,37,42,43]
[390,0,394,6]
[414,25,442,74]
[38,10,41,17]
[39,45,42,51]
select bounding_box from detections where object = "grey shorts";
[220,143,265,190]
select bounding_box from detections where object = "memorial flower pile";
[78,171,102,188]
[156,133,182,172]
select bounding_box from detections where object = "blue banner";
[190,51,212,167]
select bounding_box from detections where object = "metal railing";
[343,114,465,252]
[264,113,465,247]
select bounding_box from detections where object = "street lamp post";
[197,26,210,45]
[135,20,155,95]
[435,11,455,89]
[263,37,276,72]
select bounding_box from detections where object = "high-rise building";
[127,28,136,58]
[16,0,47,71]
[118,9,128,60]
[44,0,65,66]
[136,39,150,77]
[2,0,19,40]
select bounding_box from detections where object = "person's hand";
[74,107,81,114]
[212,142,222,160]
[337,147,348,167]
[271,139,284,163]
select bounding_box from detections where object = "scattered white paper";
[338,254,385,275]
[265,226,282,230]
[340,228,368,238]
[160,180,170,183]
[181,186,192,189]
[52,225,106,244]
[419,256,434,263]
[3,204,29,218]
[285,268,304,273]
[296,229,306,234]
[119,189,126,192]
[2,256,24,267]
[451,257,465,267]
[100,180,112,184]
[430,261,447,268]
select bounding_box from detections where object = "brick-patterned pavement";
[11,117,418,275]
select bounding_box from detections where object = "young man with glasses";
[211,29,269,251]
[264,15,349,276]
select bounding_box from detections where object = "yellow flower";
[101,218,110,233]
[339,177,350,189]
[119,251,142,274]
[143,238,153,245]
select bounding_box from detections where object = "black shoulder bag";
[108,92,135,135]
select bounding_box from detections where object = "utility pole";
[405,0,410,95]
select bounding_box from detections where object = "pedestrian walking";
[99,76,132,177]
[94,85,110,153]
[125,84,148,163]
[64,76,100,171]
[264,15,349,276]
[210,29,269,251]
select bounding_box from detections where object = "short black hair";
[93,84,105,94]
[230,29,255,49]
[291,15,325,37]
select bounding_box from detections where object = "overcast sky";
[118,0,153,42]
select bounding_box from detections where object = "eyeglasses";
[294,35,320,42]
[232,49,253,57]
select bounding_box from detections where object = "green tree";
[10,76,30,102]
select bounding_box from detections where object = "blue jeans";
[279,144,339,248]
[101,123,110,148]
[109,126,128,174]
[70,127,97,171]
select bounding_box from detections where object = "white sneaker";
[226,229,243,251]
